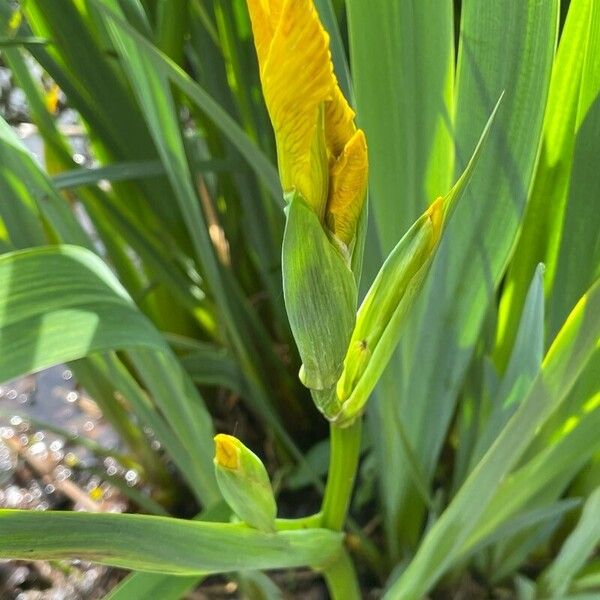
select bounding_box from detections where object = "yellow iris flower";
[246,0,368,248]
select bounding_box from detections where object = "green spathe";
[282,192,357,418]
[332,94,503,426]
[335,205,439,426]
[213,434,277,533]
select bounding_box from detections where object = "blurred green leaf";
[468,359,600,560]
[547,0,600,338]
[94,0,281,201]
[469,264,545,468]
[0,118,90,250]
[541,487,600,597]
[573,559,600,593]
[176,340,247,395]
[104,573,202,600]
[0,36,48,46]
[51,159,230,190]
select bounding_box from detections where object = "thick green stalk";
[322,548,361,600]
[321,419,362,531]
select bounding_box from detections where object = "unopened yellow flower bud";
[246,0,368,249]
[213,434,277,532]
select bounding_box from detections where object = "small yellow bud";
[213,434,277,532]
[214,434,240,470]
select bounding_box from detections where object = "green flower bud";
[213,434,277,533]
[282,193,358,419]
[333,199,444,426]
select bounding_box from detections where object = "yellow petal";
[248,0,334,213]
[326,129,368,245]
[324,83,357,158]
[214,434,241,470]
[246,0,367,237]
[245,0,282,68]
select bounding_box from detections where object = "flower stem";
[321,418,362,531]
[322,547,361,599]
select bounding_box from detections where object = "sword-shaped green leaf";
[0,510,343,574]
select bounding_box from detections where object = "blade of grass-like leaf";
[495,0,593,365]
[0,510,343,574]
[78,351,210,497]
[178,346,247,395]
[540,487,600,598]
[114,0,153,38]
[0,103,170,474]
[104,501,231,600]
[190,1,289,337]
[212,0,264,144]
[155,0,187,64]
[463,353,600,560]
[374,0,558,552]
[0,245,219,505]
[346,0,454,253]
[23,2,157,168]
[573,560,600,593]
[98,3,225,290]
[93,0,281,201]
[0,45,235,479]
[23,2,194,246]
[0,33,197,329]
[97,0,311,470]
[51,159,231,190]
[0,36,48,46]
[384,277,600,598]
[104,573,203,600]
[547,0,600,339]
[463,499,581,561]
[482,409,600,557]
[69,356,174,488]
[0,245,163,377]
[0,38,74,171]
[484,348,600,578]
[526,349,600,460]
[82,191,208,316]
[0,118,90,249]
[468,264,545,469]
[491,516,564,585]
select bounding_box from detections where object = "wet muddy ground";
[0,368,128,599]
